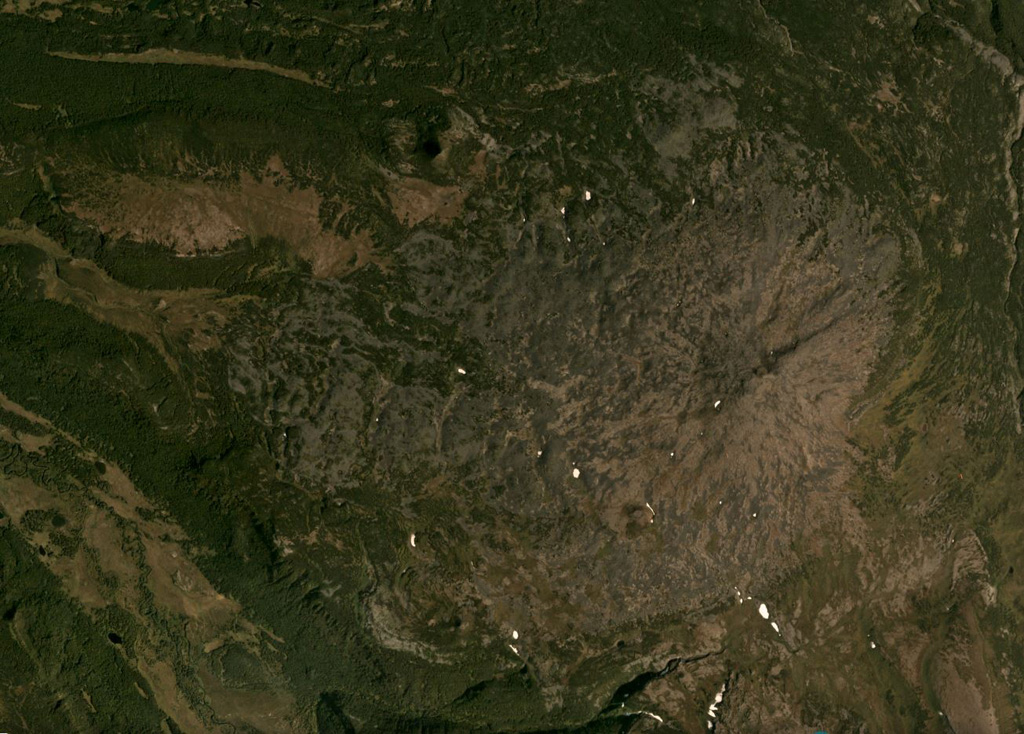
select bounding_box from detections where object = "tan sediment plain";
[385,173,468,227]
[49,48,326,87]
[63,156,385,278]
[0,394,300,733]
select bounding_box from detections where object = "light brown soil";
[63,158,385,278]
[49,48,324,87]
[386,174,468,227]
